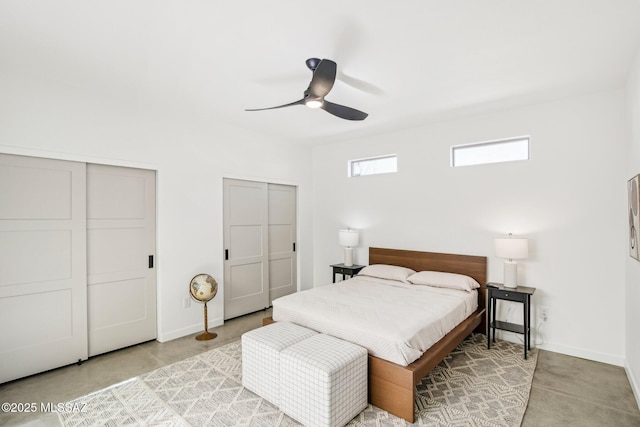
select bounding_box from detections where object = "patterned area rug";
[59,334,537,426]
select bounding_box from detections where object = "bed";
[264,247,487,423]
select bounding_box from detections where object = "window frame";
[450,136,530,168]
[348,154,398,177]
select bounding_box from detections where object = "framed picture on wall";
[629,174,640,261]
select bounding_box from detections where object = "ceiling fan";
[246,58,368,121]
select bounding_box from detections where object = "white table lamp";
[494,234,528,288]
[338,229,359,266]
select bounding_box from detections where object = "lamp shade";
[494,237,528,259]
[338,229,359,247]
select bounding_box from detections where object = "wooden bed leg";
[369,356,416,423]
[369,380,415,423]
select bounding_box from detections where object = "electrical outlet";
[183,296,191,309]
[538,306,549,321]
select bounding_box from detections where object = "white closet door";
[86,164,156,357]
[0,154,88,383]
[223,179,269,320]
[268,183,297,303]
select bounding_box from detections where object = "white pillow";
[407,270,480,292]
[357,264,416,283]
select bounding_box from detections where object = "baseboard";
[496,330,624,366]
[536,341,624,366]
[625,361,640,410]
[157,316,224,342]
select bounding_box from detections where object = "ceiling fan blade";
[338,71,385,95]
[245,99,304,111]
[308,59,337,98]
[321,100,368,121]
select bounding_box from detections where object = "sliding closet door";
[268,183,297,303]
[86,164,156,357]
[223,179,270,320]
[0,154,88,383]
[223,179,297,319]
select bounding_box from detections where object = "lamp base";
[344,247,353,267]
[195,331,217,341]
[503,261,518,288]
[195,301,217,341]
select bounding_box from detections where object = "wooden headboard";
[369,247,488,326]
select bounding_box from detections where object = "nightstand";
[486,282,536,359]
[330,263,365,283]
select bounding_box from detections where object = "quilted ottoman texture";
[279,334,368,427]
[241,322,317,406]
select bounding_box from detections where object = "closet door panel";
[0,229,71,285]
[223,179,269,320]
[86,164,156,357]
[0,162,72,219]
[268,184,297,302]
[0,154,87,384]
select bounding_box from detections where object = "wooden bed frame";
[264,247,487,423]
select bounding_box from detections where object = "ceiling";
[2,1,640,145]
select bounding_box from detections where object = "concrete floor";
[1,309,639,426]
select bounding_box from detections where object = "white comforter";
[272,275,477,366]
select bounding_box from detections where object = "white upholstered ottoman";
[279,334,368,427]
[241,322,317,406]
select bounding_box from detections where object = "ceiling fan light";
[305,99,323,109]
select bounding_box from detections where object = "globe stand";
[195,301,217,341]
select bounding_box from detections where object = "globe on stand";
[189,274,218,341]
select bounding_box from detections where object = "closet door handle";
[293,242,296,252]
[148,255,154,268]
[225,249,229,260]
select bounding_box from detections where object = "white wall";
[625,47,640,405]
[0,70,314,342]
[312,90,627,365]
